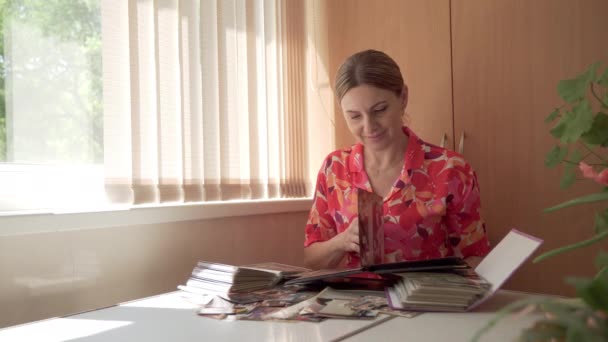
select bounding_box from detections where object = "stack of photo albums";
[178,261,310,297]
[386,270,491,312]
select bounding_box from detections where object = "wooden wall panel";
[326,0,453,149]
[452,0,608,295]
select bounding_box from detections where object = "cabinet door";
[327,0,453,149]
[452,0,608,295]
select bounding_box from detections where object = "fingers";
[347,217,359,234]
[343,233,359,253]
[344,223,360,253]
[349,241,360,254]
[335,218,360,254]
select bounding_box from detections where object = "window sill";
[0,198,313,236]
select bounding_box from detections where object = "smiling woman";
[303,49,490,271]
[340,84,409,197]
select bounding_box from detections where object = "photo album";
[286,190,471,285]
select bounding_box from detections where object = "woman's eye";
[350,115,361,120]
[374,107,387,113]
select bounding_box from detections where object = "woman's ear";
[401,85,408,110]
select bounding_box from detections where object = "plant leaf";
[561,99,594,144]
[546,145,568,167]
[567,330,589,342]
[560,165,576,189]
[534,230,608,262]
[545,302,606,342]
[598,65,608,86]
[551,114,569,139]
[570,149,583,163]
[559,150,581,189]
[536,300,606,342]
[545,108,561,123]
[581,112,608,147]
[558,63,598,103]
[536,301,608,342]
[541,302,596,342]
[545,192,608,212]
[560,160,576,189]
[520,320,567,341]
[565,276,608,311]
[594,209,608,233]
[471,297,557,342]
[596,251,608,270]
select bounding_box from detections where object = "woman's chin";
[364,137,390,149]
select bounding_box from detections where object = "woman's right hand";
[335,217,360,254]
[304,217,361,269]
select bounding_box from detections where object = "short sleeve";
[304,160,337,247]
[445,165,490,258]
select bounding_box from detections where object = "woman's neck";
[364,133,409,170]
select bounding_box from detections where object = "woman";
[303,50,489,270]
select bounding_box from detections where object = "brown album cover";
[358,189,384,266]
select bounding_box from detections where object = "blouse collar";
[348,126,425,197]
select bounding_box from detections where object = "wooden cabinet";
[327,0,608,295]
[451,0,608,296]
[327,0,454,149]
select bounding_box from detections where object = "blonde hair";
[335,49,405,101]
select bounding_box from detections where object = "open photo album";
[287,190,471,285]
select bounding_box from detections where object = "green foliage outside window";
[0,0,101,163]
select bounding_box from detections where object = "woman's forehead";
[341,85,397,108]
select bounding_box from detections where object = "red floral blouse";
[304,127,490,267]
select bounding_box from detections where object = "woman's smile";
[365,130,386,142]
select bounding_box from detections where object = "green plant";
[473,63,608,341]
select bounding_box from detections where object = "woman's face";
[340,84,407,151]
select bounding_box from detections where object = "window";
[0,0,105,211]
[0,0,334,213]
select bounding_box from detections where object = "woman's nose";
[363,114,377,132]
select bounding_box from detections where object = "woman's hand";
[303,218,361,269]
[335,217,360,253]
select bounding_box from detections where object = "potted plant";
[473,63,608,341]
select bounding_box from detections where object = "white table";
[0,290,548,342]
[349,290,548,341]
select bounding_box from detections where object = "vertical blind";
[101,0,308,204]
